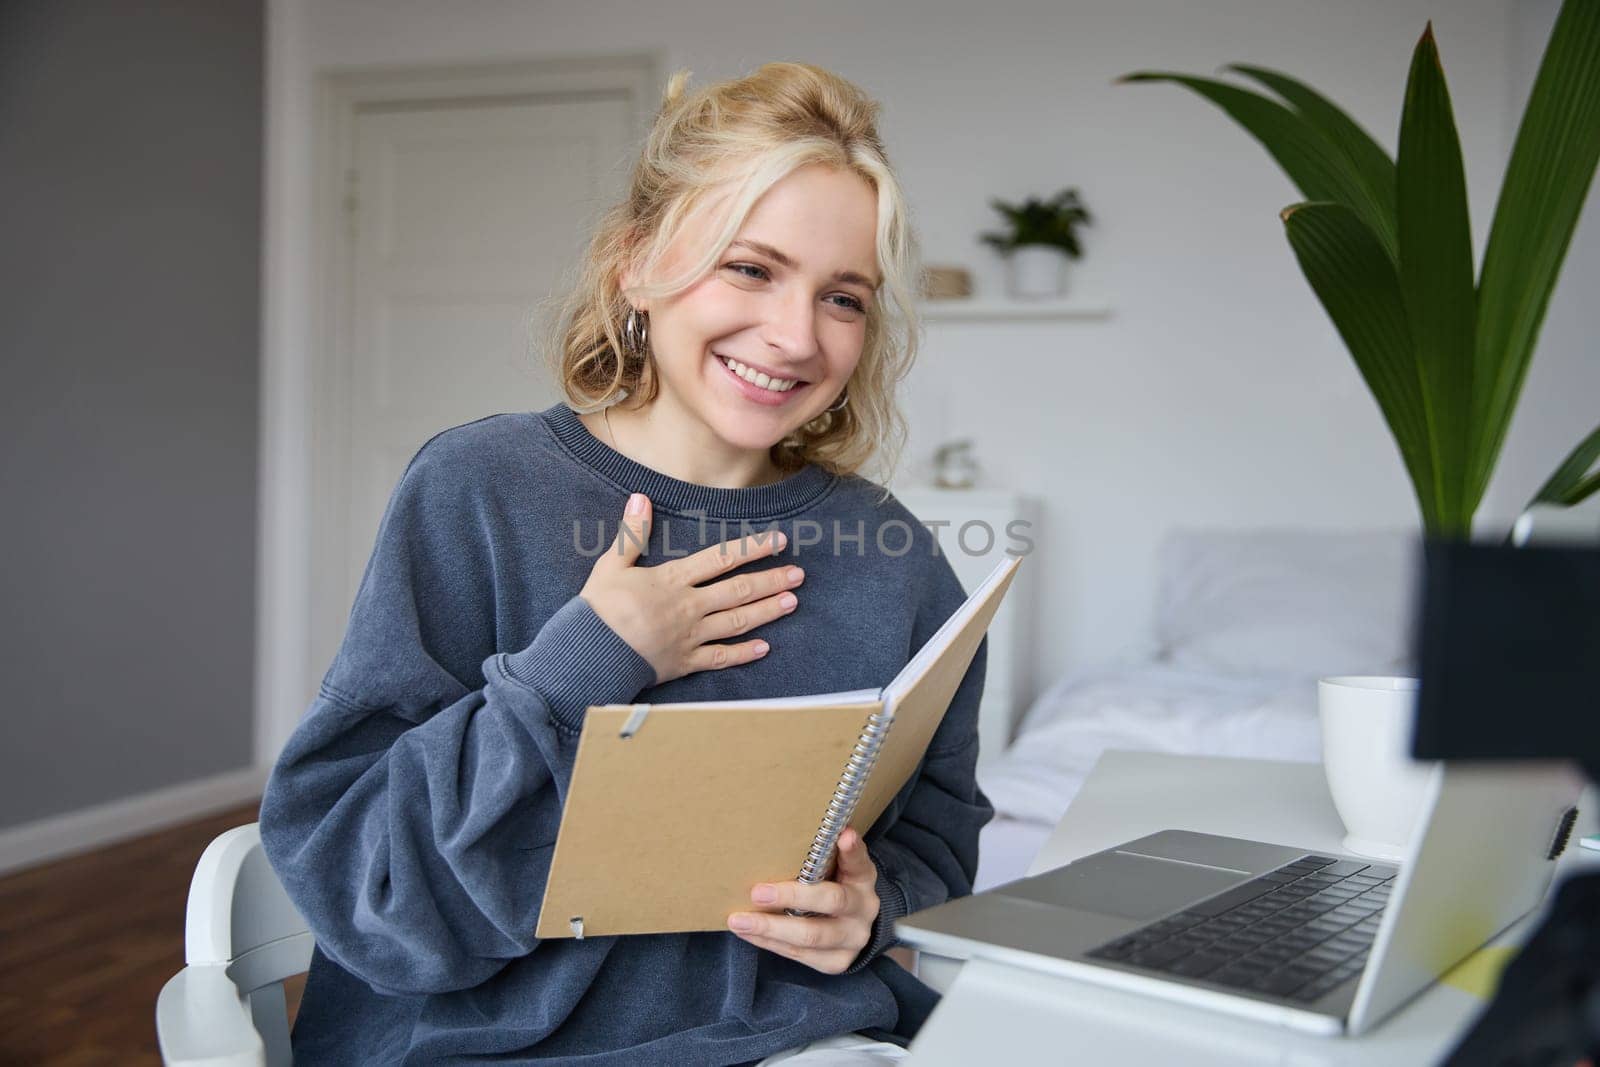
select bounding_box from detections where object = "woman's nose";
[760,287,820,360]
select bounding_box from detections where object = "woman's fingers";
[697,561,805,615]
[588,507,796,683]
[695,588,800,643]
[730,834,879,970]
[685,638,770,673]
[728,929,857,974]
[728,910,858,952]
[601,493,652,568]
[673,529,787,585]
[833,828,877,886]
[746,877,850,916]
[728,858,877,972]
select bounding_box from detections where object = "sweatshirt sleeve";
[846,554,997,973]
[258,437,656,998]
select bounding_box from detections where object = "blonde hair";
[543,62,923,483]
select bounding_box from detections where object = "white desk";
[906,751,1597,1065]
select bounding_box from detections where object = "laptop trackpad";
[997,851,1249,921]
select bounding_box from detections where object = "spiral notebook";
[535,553,1022,939]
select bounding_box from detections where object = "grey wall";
[0,1,263,830]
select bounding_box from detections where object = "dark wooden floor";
[0,801,305,1065]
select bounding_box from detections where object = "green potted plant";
[980,188,1092,299]
[1122,0,1600,860]
[1122,4,1599,539]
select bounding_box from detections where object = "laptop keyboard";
[1087,854,1399,1003]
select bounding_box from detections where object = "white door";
[313,89,638,677]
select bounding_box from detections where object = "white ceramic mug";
[1317,676,1439,861]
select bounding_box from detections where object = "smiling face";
[624,163,881,456]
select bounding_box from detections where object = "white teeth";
[720,355,798,392]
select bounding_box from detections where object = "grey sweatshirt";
[258,402,994,1065]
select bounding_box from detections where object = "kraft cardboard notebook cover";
[535,554,1021,939]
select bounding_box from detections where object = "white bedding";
[968,527,1417,892]
[972,663,1324,890]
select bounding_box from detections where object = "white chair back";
[156,823,313,1067]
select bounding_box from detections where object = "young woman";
[260,62,994,1065]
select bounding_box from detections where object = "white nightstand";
[892,487,1039,768]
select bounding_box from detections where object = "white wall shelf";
[919,298,1111,323]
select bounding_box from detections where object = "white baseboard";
[0,765,269,877]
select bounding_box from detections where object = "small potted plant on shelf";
[980,187,1092,299]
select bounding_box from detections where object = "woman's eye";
[724,263,866,314]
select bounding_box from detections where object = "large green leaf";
[1396,24,1478,536]
[1121,73,1389,252]
[1470,0,1600,507]
[1280,202,1439,531]
[1530,421,1600,507]
[1226,64,1399,261]
[1565,472,1600,507]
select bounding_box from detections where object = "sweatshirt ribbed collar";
[539,402,837,520]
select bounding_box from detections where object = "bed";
[971,526,1421,891]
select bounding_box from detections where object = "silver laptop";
[897,762,1580,1034]
[902,504,1596,1035]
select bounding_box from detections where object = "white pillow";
[1153,527,1422,678]
[981,665,1323,826]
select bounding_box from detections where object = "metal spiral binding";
[797,708,895,885]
